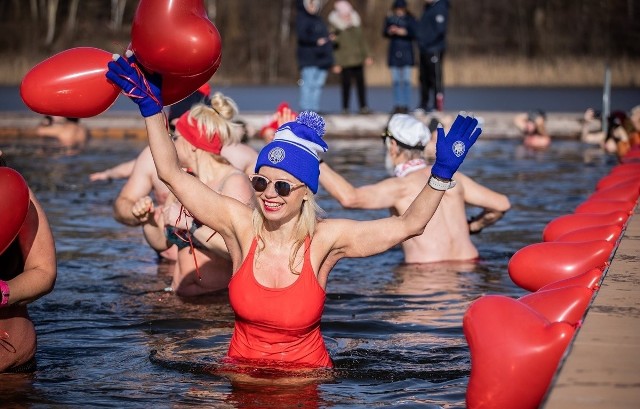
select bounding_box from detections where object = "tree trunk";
[44,0,59,46]
[65,0,80,35]
[110,0,127,31]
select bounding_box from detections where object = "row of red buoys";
[464,158,639,408]
[20,0,221,118]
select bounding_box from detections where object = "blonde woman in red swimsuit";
[106,52,481,372]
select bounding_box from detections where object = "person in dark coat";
[296,0,334,113]
[383,0,417,114]
[415,0,449,113]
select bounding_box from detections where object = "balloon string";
[173,205,202,281]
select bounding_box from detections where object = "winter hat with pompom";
[255,111,329,193]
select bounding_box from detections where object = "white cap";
[387,114,432,148]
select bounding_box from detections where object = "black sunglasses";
[250,174,304,197]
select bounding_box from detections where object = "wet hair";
[527,109,546,122]
[251,187,325,274]
[65,117,80,123]
[0,154,6,167]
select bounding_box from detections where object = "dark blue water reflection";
[0,135,615,408]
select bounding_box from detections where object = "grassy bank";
[2,53,638,88]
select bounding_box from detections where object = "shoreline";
[0,110,587,140]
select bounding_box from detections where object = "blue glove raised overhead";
[431,114,482,180]
[105,52,163,117]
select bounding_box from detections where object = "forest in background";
[0,0,638,87]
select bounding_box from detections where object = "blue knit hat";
[255,111,329,193]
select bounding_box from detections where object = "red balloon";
[20,47,120,118]
[574,199,635,215]
[622,149,640,162]
[596,173,640,191]
[519,286,593,325]
[609,163,640,177]
[131,0,222,77]
[542,211,628,241]
[588,180,640,203]
[464,295,574,409]
[539,268,603,292]
[554,224,622,243]
[508,240,613,291]
[0,168,30,254]
[162,55,221,106]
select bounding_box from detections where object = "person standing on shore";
[415,0,449,113]
[329,0,373,115]
[296,0,334,113]
[383,0,417,115]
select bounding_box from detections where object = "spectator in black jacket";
[296,0,334,113]
[415,0,449,113]
[383,0,417,115]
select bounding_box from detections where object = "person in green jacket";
[329,0,373,115]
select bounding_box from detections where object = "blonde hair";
[251,188,325,274]
[188,91,242,146]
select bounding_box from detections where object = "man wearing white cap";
[319,114,511,263]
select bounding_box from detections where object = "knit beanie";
[255,111,329,193]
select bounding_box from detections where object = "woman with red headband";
[136,96,257,297]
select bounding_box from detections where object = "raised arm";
[319,161,401,209]
[105,54,253,259]
[325,115,481,259]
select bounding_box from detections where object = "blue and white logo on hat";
[452,141,465,157]
[268,147,286,164]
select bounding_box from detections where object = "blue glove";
[431,114,482,180]
[106,52,163,117]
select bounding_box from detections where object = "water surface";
[0,136,615,408]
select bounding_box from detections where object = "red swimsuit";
[227,237,332,368]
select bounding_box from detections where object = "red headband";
[175,111,222,154]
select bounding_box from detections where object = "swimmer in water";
[514,109,551,149]
[106,51,481,371]
[35,115,89,154]
[138,107,256,297]
[0,151,57,372]
[319,114,511,263]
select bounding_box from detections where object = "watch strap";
[428,175,457,191]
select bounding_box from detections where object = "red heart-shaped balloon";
[20,47,120,118]
[596,173,640,191]
[131,0,222,77]
[0,168,30,254]
[163,55,221,106]
[539,268,603,292]
[542,211,628,241]
[554,223,622,243]
[609,163,640,177]
[464,295,574,409]
[508,240,613,292]
[519,286,593,325]
[588,180,640,203]
[574,199,635,215]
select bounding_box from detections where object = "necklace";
[394,158,427,178]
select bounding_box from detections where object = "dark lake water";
[0,134,616,408]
